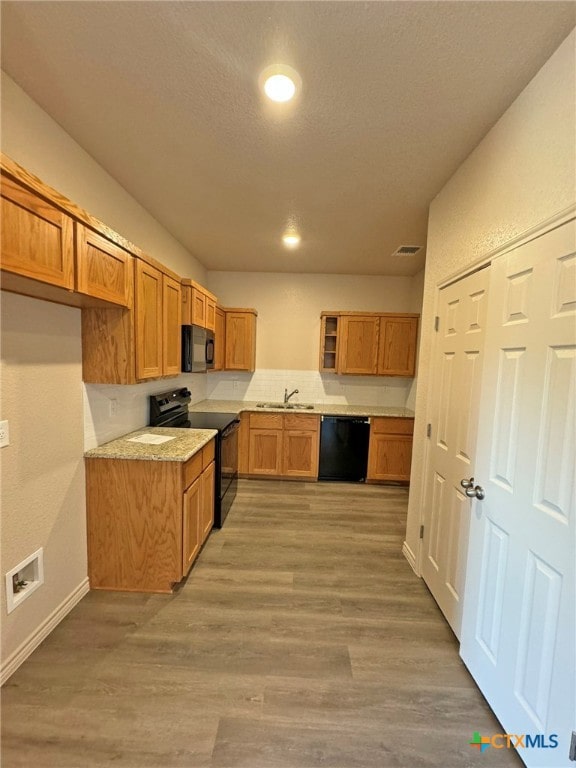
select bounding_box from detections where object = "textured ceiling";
[1,1,574,276]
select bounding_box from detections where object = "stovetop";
[185,412,239,432]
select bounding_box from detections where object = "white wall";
[83,375,206,450]
[208,271,416,370]
[0,72,209,676]
[1,294,87,674]
[405,31,576,570]
[1,72,206,282]
[207,271,420,407]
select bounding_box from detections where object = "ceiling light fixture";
[282,233,301,248]
[264,74,296,103]
[260,64,301,103]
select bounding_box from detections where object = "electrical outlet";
[0,420,9,448]
[109,398,118,417]
[232,379,239,392]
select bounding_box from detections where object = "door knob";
[460,477,474,489]
[465,484,485,501]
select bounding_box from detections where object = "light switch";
[0,420,9,448]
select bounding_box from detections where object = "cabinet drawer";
[371,417,414,435]
[183,451,203,489]
[250,412,283,429]
[202,439,215,469]
[284,413,319,431]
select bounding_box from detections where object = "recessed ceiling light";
[259,65,301,103]
[282,233,301,248]
[264,74,296,103]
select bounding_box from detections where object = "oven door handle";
[221,420,240,438]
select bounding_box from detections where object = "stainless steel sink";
[256,402,314,410]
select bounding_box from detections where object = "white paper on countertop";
[126,434,177,445]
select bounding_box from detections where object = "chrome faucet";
[284,388,299,403]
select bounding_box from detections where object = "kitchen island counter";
[84,427,217,462]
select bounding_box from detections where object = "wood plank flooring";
[1,480,521,768]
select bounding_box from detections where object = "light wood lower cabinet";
[86,440,215,593]
[246,412,319,479]
[367,417,414,482]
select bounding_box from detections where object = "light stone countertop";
[84,427,217,462]
[189,399,415,418]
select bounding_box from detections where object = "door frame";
[410,202,576,578]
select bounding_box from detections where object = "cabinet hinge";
[426,423,431,438]
[569,731,576,761]
[434,316,439,332]
[419,525,424,539]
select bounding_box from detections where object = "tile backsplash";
[84,369,416,450]
[83,373,206,450]
[205,369,413,408]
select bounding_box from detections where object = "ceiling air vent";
[392,245,422,257]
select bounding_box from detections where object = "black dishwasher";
[318,416,370,482]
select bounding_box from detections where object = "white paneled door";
[460,219,576,767]
[421,267,490,637]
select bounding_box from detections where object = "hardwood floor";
[1,480,521,767]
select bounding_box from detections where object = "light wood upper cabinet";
[135,260,163,380]
[213,306,225,371]
[82,260,186,384]
[1,174,74,290]
[319,311,419,377]
[162,275,182,375]
[367,417,414,482]
[191,287,206,326]
[377,316,419,376]
[339,315,380,375]
[205,296,216,332]
[181,281,217,331]
[225,309,257,372]
[75,224,133,307]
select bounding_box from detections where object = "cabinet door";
[1,175,74,289]
[378,316,419,376]
[248,429,283,475]
[205,297,216,331]
[367,433,413,481]
[338,316,379,375]
[135,260,163,379]
[75,225,133,307]
[162,275,182,375]
[182,476,202,575]
[213,306,225,371]
[283,430,319,478]
[191,288,206,326]
[225,311,256,371]
[200,462,215,544]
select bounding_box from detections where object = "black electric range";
[149,389,239,527]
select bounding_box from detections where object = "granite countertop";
[189,399,415,418]
[84,427,217,462]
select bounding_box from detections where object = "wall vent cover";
[392,245,423,256]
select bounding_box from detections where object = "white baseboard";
[0,577,90,686]
[402,541,418,574]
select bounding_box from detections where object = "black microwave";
[182,325,215,373]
